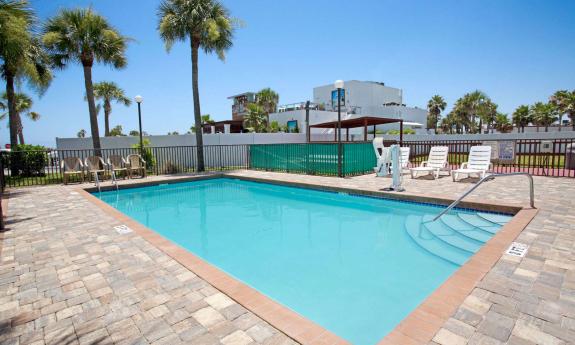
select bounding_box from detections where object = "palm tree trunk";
[5,73,18,149]
[82,64,102,154]
[14,113,24,145]
[558,114,562,131]
[191,39,205,172]
[104,101,111,136]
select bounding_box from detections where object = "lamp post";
[135,95,144,155]
[334,80,344,177]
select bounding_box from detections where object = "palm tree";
[243,104,267,133]
[512,105,530,133]
[1,92,40,144]
[478,99,498,133]
[158,0,239,171]
[92,81,131,136]
[42,8,129,153]
[494,113,513,133]
[426,95,446,132]
[549,90,575,130]
[256,87,279,115]
[77,129,86,138]
[1,0,52,149]
[530,102,557,132]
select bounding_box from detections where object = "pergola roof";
[309,116,403,129]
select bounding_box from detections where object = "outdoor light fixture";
[334,80,344,177]
[134,95,144,154]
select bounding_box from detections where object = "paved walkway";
[1,171,575,345]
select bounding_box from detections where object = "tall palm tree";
[426,95,446,132]
[92,81,131,136]
[158,0,239,172]
[1,0,52,149]
[256,88,279,115]
[530,102,557,132]
[42,8,129,153]
[512,105,530,133]
[1,92,40,144]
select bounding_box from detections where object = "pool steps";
[405,213,512,266]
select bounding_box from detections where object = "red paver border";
[78,175,537,345]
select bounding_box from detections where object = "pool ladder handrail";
[432,172,535,222]
[93,164,119,193]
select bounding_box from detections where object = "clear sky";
[3,0,575,147]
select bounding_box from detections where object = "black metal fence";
[0,145,249,188]
[399,138,575,177]
[1,138,574,188]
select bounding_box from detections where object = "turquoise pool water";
[97,178,511,345]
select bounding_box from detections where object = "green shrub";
[10,144,48,177]
[131,139,156,169]
[386,128,416,135]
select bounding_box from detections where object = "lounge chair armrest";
[460,162,468,169]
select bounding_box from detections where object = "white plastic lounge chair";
[452,146,492,181]
[85,156,107,182]
[61,157,84,184]
[396,147,411,172]
[409,146,449,179]
[127,154,146,178]
[107,155,128,179]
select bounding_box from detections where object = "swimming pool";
[97,178,512,345]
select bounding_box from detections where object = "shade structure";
[309,116,404,143]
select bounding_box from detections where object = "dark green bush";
[10,144,48,177]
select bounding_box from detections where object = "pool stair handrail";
[432,172,535,222]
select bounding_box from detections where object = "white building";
[269,80,428,136]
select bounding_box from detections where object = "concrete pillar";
[210,125,216,134]
[224,124,231,134]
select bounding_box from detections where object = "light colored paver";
[1,170,574,345]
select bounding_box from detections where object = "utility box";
[566,144,575,170]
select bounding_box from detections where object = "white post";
[210,125,216,134]
[224,124,230,134]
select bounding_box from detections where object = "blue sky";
[3,0,575,147]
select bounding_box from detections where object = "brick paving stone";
[2,172,575,345]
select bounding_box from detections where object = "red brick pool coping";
[78,174,537,345]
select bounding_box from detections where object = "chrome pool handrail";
[432,172,535,222]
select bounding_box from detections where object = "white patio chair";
[409,146,449,179]
[452,146,492,181]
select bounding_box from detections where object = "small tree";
[109,125,125,136]
[494,113,513,133]
[77,129,86,138]
[530,102,557,132]
[243,104,267,133]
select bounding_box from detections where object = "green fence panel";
[249,143,375,177]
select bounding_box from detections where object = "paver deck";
[1,170,574,345]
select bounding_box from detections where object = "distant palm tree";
[512,105,530,133]
[243,104,267,133]
[549,90,575,130]
[77,129,86,138]
[92,81,131,136]
[426,95,446,132]
[494,113,513,133]
[42,8,129,153]
[530,102,557,132]
[478,99,498,133]
[0,0,52,149]
[1,92,40,144]
[256,88,279,115]
[158,0,239,171]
